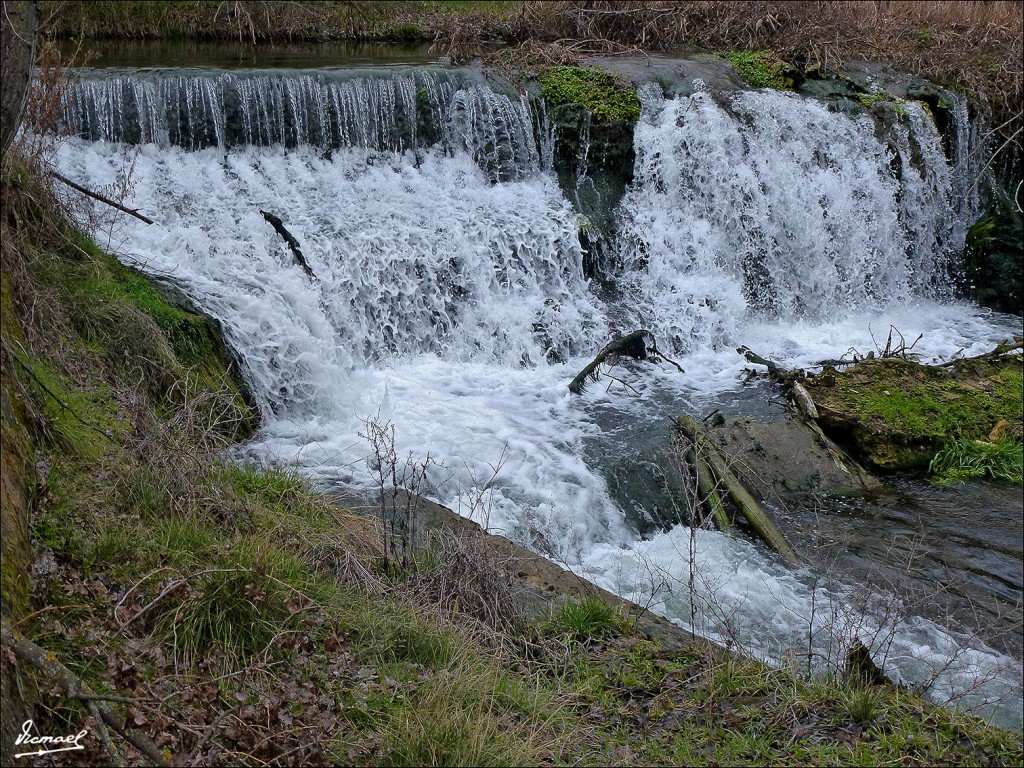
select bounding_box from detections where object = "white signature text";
[14,719,88,759]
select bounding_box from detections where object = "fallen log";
[685,446,731,533]
[51,171,155,225]
[260,210,315,279]
[569,330,683,394]
[677,415,799,565]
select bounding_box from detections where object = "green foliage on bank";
[539,66,641,122]
[930,436,1024,485]
[718,50,789,90]
[807,352,1023,471]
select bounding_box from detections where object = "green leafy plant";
[538,66,640,122]
[717,50,788,90]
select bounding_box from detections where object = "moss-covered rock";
[965,203,1023,315]
[533,67,639,283]
[538,66,640,123]
[800,351,1023,472]
[717,50,791,90]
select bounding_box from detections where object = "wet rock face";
[705,417,880,500]
[547,102,635,283]
[966,204,1024,316]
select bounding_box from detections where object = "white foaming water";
[614,87,974,353]
[53,74,1022,729]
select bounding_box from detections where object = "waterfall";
[59,69,542,180]
[51,66,1022,731]
[611,86,972,354]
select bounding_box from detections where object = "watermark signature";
[13,719,89,759]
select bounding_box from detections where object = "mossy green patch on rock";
[717,50,789,90]
[801,352,1023,471]
[966,203,1023,315]
[39,232,258,440]
[538,66,640,123]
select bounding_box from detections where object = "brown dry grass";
[41,2,1022,130]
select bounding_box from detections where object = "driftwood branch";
[50,171,155,225]
[938,337,1023,368]
[677,416,799,566]
[737,345,785,381]
[1,621,172,766]
[569,330,683,394]
[260,210,315,279]
[685,446,731,533]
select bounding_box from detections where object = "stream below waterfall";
[47,48,1023,730]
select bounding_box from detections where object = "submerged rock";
[702,416,880,500]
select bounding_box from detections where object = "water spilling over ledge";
[60,69,545,182]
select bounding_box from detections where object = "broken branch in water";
[260,210,315,279]
[737,345,786,381]
[51,171,155,225]
[569,330,684,394]
[676,415,799,565]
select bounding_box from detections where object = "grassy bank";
[801,346,1023,474]
[1,157,1022,764]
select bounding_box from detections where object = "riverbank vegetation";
[42,1,1022,140]
[2,157,1021,764]
[800,342,1023,474]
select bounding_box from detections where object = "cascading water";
[612,83,968,351]
[52,65,1022,730]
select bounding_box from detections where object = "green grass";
[153,565,295,667]
[538,66,641,122]
[551,594,620,640]
[930,436,1023,484]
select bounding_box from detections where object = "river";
[48,42,1023,730]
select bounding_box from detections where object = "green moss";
[18,354,126,459]
[849,360,1021,441]
[856,91,910,119]
[538,67,640,123]
[718,50,788,90]
[807,356,1023,470]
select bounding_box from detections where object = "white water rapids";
[53,69,1023,729]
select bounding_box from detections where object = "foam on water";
[51,72,1022,730]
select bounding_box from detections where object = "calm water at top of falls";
[49,56,1024,730]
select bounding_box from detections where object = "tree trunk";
[1,0,37,156]
[1,7,39,763]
